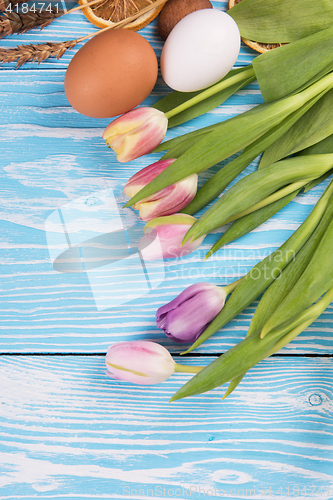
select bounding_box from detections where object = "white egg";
[160,9,241,92]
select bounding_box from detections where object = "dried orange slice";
[78,0,166,30]
[228,0,285,53]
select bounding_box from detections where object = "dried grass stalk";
[0,0,166,67]
[0,39,79,67]
[0,9,63,37]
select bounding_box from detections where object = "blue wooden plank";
[0,356,332,499]
[0,72,261,128]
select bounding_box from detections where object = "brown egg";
[64,29,158,118]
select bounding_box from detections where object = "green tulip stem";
[125,72,333,210]
[222,285,333,401]
[181,177,333,356]
[184,153,333,246]
[223,315,317,400]
[262,285,333,340]
[206,189,301,260]
[164,67,255,120]
[223,277,243,296]
[267,285,333,355]
[266,320,312,357]
[260,197,333,338]
[247,177,333,339]
[174,364,204,374]
[221,180,307,226]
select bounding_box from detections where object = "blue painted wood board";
[0,356,332,499]
[0,0,332,497]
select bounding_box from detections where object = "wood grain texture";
[0,356,332,499]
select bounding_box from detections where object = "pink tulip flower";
[138,214,205,260]
[105,340,203,385]
[102,107,168,162]
[124,159,198,221]
[105,340,175,385]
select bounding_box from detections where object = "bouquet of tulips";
[103,0,333,401]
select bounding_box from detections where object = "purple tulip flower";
[156,281,238,343]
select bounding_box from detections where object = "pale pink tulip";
[124,159,198,221]
[138,214,205,260]
[102,107,168,162]
[105,340,175,385]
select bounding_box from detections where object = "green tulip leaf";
[253,27,333,102]
[153,67,255,128]
[182,182,333,354]
[227,0,333,44]
[184,154,333,245]
[260,88,333,167]
[125,74,333,209]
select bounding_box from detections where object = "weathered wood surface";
[0,356,332,499]
[1,0,332,497]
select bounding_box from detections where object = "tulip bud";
[138,214,205,260]
[124,159,198,221]
[102,107,168,163]
[105,340,175,385]
[156,282,229,343]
